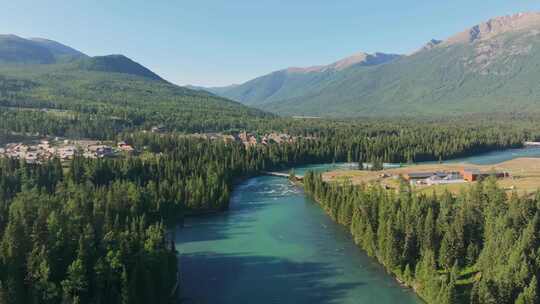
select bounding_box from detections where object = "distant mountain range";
[6,11,540,121]
[201,52,401,107]
[201,12,540,117]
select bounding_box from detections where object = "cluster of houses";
[236,132,297,147]
[191,131,298,148]
[403,168,509,186]
[148,125,299,147]
[0,141,54,164]
[143,126,305,148]
[0,139,136,164]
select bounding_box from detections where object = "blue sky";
[2,1,540,86]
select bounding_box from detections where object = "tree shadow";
[175,215,253,243]
[179,252,365,304]
[175,198,272,243]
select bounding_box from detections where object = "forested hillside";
[76,55,164,81]
[0,36,270,136]
[0,63,270,137]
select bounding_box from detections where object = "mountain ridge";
[29,37,87,60]
[0,35,169,82]
[204,51,401,106]
[204,11,540,117]
[446,12,540,45]
[285,52,402,74]
[76,54,165,81]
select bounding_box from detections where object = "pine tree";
[516,276,538,304]
[445,261,459,304]
[422,208,436,252]
[466,243,480,266]
[121,268,131,304]
[403,264,413,285]
[362,220,376,257]
[0,281,6,304]
[469,280,481,304]
[61,258,88,304]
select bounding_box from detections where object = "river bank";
[175,147,540,303]
[302,147,540,303]
[303,183,431,302]
[175,163,422,304]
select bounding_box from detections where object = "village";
[148,125,300,147]
[190,131,299,147]
[0,139,136,164]
[0,131,300,164]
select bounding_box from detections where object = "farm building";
[460,168,508,182]
[461,168,481,182]
[424,173,464,186]
[405,171,465,185]
[405,171,460,181]
[404,172,438,181]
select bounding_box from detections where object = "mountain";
[77,55,164,81]
[0,35,87,64]
[209,12,540,117]
[416,39,443,53]
[206,52,401,106]
[285,52,402,73]
[0,34,57,64]
[0,35,270,133]
[445,12,540,44]
[29,37,87,60]
[0,35,166,81]
[187,84,240,96]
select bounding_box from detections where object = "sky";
[2,1,540,86]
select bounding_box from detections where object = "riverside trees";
[304,172,540,304]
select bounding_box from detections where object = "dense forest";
[0,65,272,136]
[3,116,540,303]
[304,171,540,304]
[2,108,540,164]
[0,132,368,304]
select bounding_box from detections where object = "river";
[175,147,540,304]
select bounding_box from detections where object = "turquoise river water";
[175,147,540,304]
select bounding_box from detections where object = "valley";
[3,6,540,304]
